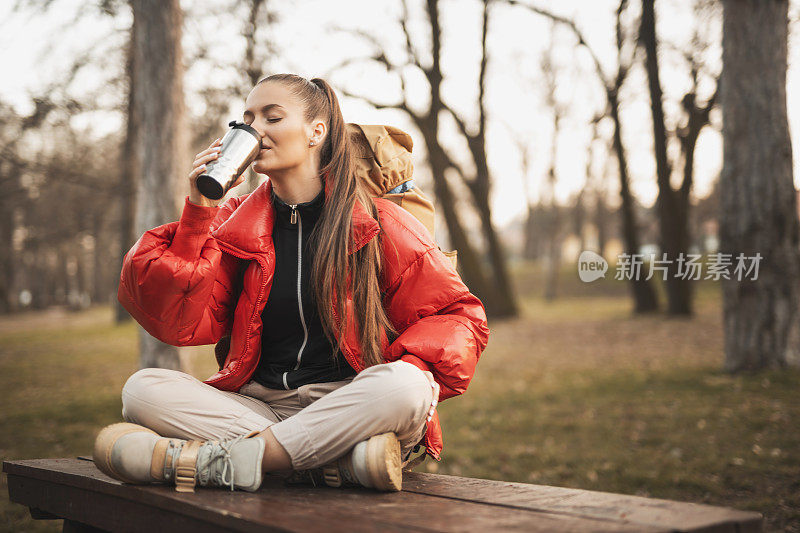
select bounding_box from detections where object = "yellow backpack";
[346,123,458,270]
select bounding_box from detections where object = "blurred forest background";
[1,0,799,531]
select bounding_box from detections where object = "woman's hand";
[188,137,245,208]
[421,370,440,422]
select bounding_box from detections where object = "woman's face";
[242,81,324,175]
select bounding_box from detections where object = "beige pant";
[120,360,433,470]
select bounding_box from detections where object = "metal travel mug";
[196,120,262,200]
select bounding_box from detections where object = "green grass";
[1,264,798,531]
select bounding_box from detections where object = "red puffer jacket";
[118,177,490,461]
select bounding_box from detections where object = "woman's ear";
[308,118,326,146]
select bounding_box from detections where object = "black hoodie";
[252,186,357,390]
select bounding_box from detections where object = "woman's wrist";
[188,193,221,208]
[179,196,220,231]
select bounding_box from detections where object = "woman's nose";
[245,120,266,140]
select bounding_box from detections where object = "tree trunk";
[519,147,540,261]
[544,206,561,301]
[609,92,659,313]
[244,0,266,194]
[542,100,560,302]
[56,246,69,307]
[674,90,715,319]
[92,211,108,306]
[409,0,495,313]
[131,0,187,369]
[719,0,800,371]
[640,0,692,315]
[417,119,493,306]
[418,0,515,318]
[116,15,138,323]
[523,205,540,260]
[595,179,608,259]
[0,203,14,313]
[574,190,585,253]
[469,173,518,316]
[507,0,657,313]
[461,0,517,317]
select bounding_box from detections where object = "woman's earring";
[309,140,316,146]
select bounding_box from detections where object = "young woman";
[93,74,490,493]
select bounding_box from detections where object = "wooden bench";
[4,457,763,532]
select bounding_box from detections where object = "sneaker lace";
[195,434,247,491]
[163,440,184,482]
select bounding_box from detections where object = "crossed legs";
[120,360,433,474]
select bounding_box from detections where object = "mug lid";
[228,120,260,140]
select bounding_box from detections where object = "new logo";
[578,251,608,282]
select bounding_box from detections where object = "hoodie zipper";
[282,204,309,389]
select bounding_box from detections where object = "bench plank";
[3,458,761,532]
[402,472,763,532]
[5,458,664,532]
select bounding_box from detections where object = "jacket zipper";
[211,241,268,386]
[283,204,309,389]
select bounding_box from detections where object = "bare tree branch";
[400,0,423,70]
[324,26,418,119]
[504,0,611,88]
[331,25,397,72]
[440,101,472,140]
[477,0,490,138]
[337,85,414,117]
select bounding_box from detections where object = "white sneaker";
[93,423,265,492]
[317,432,403,492]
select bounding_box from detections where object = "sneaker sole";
[364,432,402,491]
[93,422,159,484]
